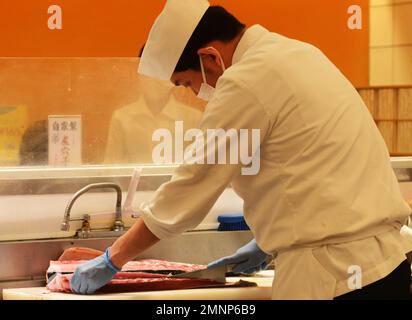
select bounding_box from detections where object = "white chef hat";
[138,0,210,81]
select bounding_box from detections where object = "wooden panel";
[398,89,412,154]
[358,89,376,116]
[358,87,412,156]
[376,89,398,152]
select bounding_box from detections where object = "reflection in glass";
[0,58,205,167]
[104,74,203,164]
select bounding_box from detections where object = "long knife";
[169,264,228,283]
[170,256,274,283]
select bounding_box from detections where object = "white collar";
[232,25,269,65]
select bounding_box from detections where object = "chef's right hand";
[70,248,120,295]
[207,239,270,275]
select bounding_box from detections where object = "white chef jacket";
[139,25,412,299]
[104,94,203,164]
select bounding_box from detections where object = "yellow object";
[0,105,28,166]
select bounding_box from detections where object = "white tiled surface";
[393,3,412,45]
[370,0,394,5]
[370,47,394,84]
[370,5,393,47]
[393,46,412,84]
[370,0,412,85]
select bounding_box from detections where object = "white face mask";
[197,49,226,101]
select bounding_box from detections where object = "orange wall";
[0,1,369,164]
[0,0,369,86]
[216,0,369,87]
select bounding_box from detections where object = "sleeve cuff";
[105,248,121,273]
[139,204,182,240]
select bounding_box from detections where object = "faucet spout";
[61,183,124,232]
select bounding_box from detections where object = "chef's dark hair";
[174,6,245,72]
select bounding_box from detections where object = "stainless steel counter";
[0,230,253,299]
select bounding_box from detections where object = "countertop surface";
[3,272,274,300]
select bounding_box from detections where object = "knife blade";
[170,256,275,283]
[169,264,228,283]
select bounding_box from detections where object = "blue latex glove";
[208,239,270,275]
[70,248,120,295]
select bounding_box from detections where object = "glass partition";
[0,57,206,167]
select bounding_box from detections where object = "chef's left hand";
[70,248,120,295]
[208,239,270,275]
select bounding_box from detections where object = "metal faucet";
[61,183,125,234]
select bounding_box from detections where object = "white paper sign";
[48,116,82,166]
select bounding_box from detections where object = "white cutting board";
[3,275,274,301]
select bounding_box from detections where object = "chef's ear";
[197,47,223,68]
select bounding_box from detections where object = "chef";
[70,0,412,299]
